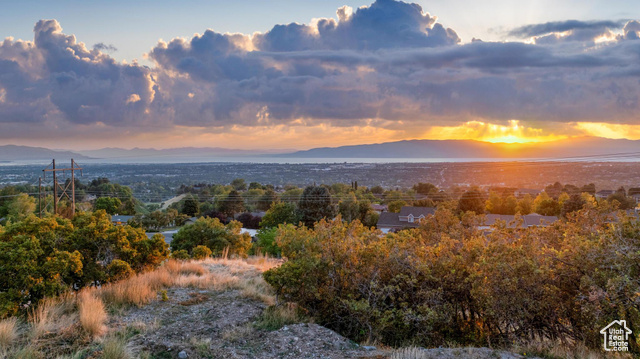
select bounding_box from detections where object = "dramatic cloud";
[508,20,627,38]
[1,0,640,149]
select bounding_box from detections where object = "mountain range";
[0,137,638,162]
[283,137,640,160]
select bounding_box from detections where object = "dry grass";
[0,256,281,358]
[176,261,206,276]
[77,290,107,338]
[98,257,276,308]
[179,293,209,306]
[390,347,428,359]
[0,317,18,350]
[221,324,254,342]
[514,340,634,359]
[245,254,282,272]
[101,336,131,359]
[29,297,76,339]
[99,267,172,307]
[255,304,306,330]
[238,277,275,306]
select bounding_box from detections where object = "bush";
[191,245,212,260]
[264,207,640,353]
[171,250,190,260]
[106,260,134,282]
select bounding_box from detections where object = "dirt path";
[160,194,187,210]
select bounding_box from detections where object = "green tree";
[607,191,636,210]
[231,178,247,191]
[561,193,586,217]
[515,194,533,215]
[257,189,279,211]
[94,197,122,215]
[5,193,36,221]
[457,187,485,214]
[297,186,335,227]
[281,187,303,204]
[533,192,561,216]
[260,202,298,229]
[387,200,408,213]
[182,195,200,217]
[171,217,252,257]
[219,190,245,217]
[254,228,280,256]
[413,182,438,195]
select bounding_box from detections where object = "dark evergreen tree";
[457,187,486,214]
[182,195,200,217]
[297,186,335,227]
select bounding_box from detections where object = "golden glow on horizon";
[422,120,568,143]
[574,122,640,140]
[20,119,640,151]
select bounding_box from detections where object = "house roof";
[111,215,134,223]
[482,214,558,228]
[377,212,420,229]
[596,190,614,196]
[398,206,436,217]
[377,206,436,229]
[515,188,542,195]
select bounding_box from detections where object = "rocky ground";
[104,259,538,359]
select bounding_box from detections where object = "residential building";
[376,206,436,233]
[478,213,558,230]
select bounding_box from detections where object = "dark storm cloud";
[2,0,640,141]
[93,43,117,52]
[509,19,628,38]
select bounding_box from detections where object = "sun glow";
[422,120,567,144]
[574,122,640,140]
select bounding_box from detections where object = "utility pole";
[52,159,57,215]
[38,177,42,218]
[42,159,83,217]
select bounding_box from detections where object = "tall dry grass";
[514,340,634,359]
[0,256,281,358]
[101,336,131,359]
[29,296,75,339]
[390,347,427,359]
[77,290,107,338]
[0,317,18,350]
[100,266,172,307]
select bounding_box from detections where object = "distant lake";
[3,156,638,166]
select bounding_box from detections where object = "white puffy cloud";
[0,19,155,127]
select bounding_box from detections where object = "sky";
[1,0,640,150]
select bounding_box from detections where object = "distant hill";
[78,147,289,159]
[283,137,640,159]
[0,145,90,162]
